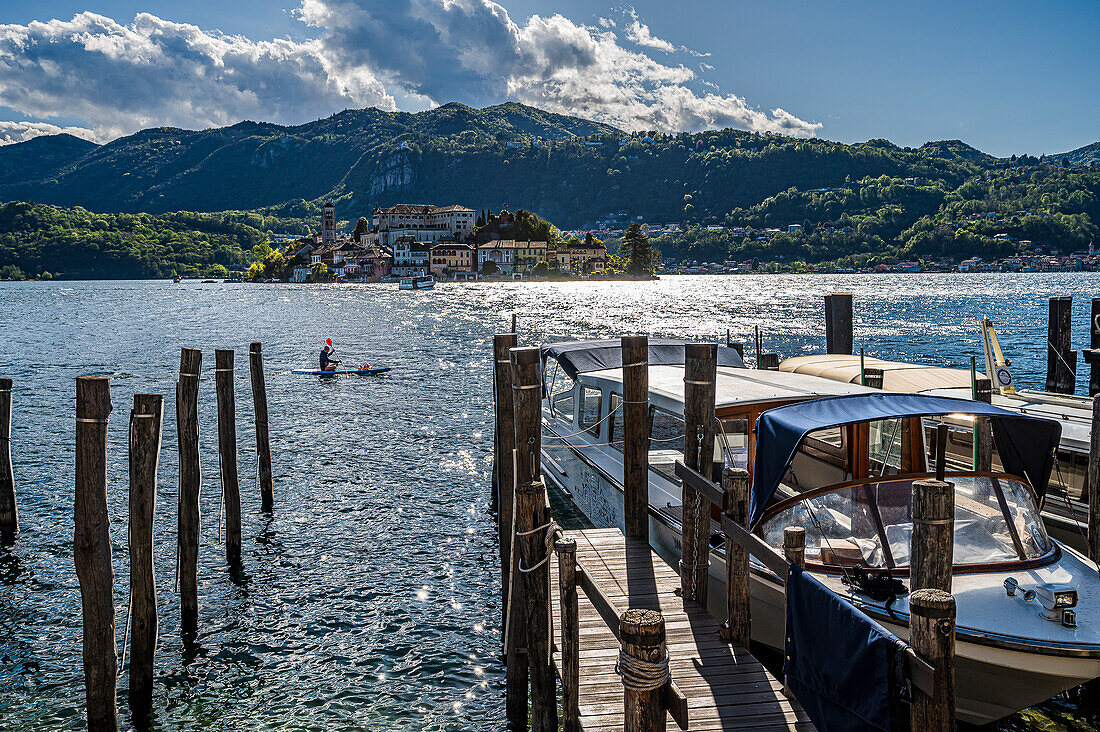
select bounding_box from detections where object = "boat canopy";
[749,393,1061,526]
[541,339,744,380]
[780,354,973,393]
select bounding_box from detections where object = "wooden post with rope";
[75,376,117,732]
[620,608,668,732]
[1088,396,1100,566]
[177,348,202,641]
[510,345,556,731]
[863,367,884,389]
[249,342,274,513]
[1046,296,1076,395]
[912,478,954,593]
[556,536,580,732]
[622,335,649,540]
[721,467,751,647]
[0,378,16,545]
[974,377,994,473]
[681,343,717,605]
[910,588,956,732]
[825,292,853,355]
[128,393,162,727]
[215,349,242,571]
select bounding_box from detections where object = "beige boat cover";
[780,354,973,393]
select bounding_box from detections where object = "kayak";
[291,367,392,376]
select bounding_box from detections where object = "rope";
[616,650,670,691]
[1047,339,1077,377]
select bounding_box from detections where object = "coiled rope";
[616,650,670,691]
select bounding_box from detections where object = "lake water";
[0,273,1097,731]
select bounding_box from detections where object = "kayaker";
[320,344,341,372]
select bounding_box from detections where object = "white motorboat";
[781,318,1093,548]
[398,275,435,290]
[539,339,1100,725]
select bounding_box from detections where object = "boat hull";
[542,438,1100,725]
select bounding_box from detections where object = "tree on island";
[620,223,652,275]
[481,259,500,276]
[353,217,371,240]
[310,262,331,282]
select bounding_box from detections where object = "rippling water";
[0,274,1096,730]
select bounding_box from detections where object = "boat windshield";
[758,473,1052,570]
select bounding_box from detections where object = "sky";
[0,0,1096,156]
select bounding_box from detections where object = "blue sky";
[0,0,1096,156]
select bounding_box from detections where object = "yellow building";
[430,242,477,276]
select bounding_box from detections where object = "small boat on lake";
[539,339,1100,725]
[291,367,391,377]
[398,275,435,290]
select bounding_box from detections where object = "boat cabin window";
[758,473,1052,571]
[649,407,685,483]
[552,390,575,421]
[579,387,602,437]
[717,419,749,471]
[608,393,624,452]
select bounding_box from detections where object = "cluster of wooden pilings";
[2,343,274,731]
[491,332,980,731]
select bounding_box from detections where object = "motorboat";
[398,275,435,290]
[781,318,1092,548]
[538,339,1100,725]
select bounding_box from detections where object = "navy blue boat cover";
[541,339,744,379]
[784,564,908,732]
[750,392,1061,525]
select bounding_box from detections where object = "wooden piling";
[1086,298,1100,397]
[721,467,751,647]
[0,378,15,545]
[248,343,274,513]
[515,481,556,732]
[758,353,780,371]
[556,536,580,732]
[128,394,162,727]
[825,292,853,355]
[176,348,202,639]
[783,526,806,569]
[681,343,717,604]
[912,478,954,593]
[620,608,668,732]
[974,377,993,403]
[622,336,649,540]
[75,376,117,732]
[909,588,956,732]
[1046,296,1076,394]
[1088,396,1100,565]
[215,349,241,569]
[863,367,884,389]
[492,333,518,629]
[510,347,542,487]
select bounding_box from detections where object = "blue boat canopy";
[749,392,1062,526]
[541,339,744,380]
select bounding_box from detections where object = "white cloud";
[0,12,395,141]
[0,3,821,142]
[0,120,98,145]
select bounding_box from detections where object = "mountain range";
[1,102,1094,229]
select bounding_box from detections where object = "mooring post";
[783,527,806,569]
[759,353,780,371]
[620,608,668,732]
[177,348,202,640]
[249,342,274,513]
[721,467,751,647]
[215,349,241,570]
[510,346,556,731]
[556,536,580,732]
[1088,396,1100,565]
[128,394,162,728]
[973,377,994,475]
[1086,298,1100,397]
[492,333,518,630]
[825,292,853,355]
[863,367,884,389]
[75,376,117,732]
[1046,296,1076,394]
[623,335,650,540]
[912,478,954,593]
[910,588,956,732]
[681,343,717,605]
[0,378,16,545]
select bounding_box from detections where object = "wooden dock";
[551,527,814,731]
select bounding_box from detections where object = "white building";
[373,204,476,240]
[391,237,431,276]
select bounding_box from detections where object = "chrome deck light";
[1035,583,1078,622]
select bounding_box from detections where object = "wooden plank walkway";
[551,527,815,731]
